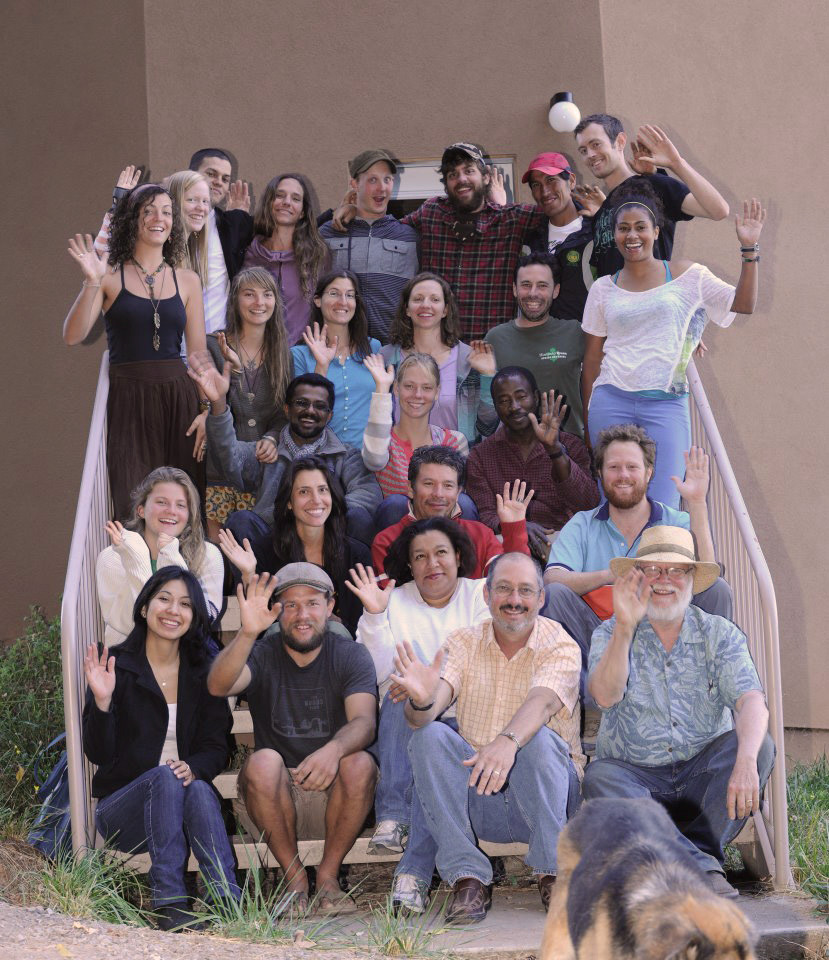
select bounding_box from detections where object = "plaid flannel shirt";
[403,198,546,340]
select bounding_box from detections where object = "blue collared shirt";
[588,606,763,766]
[545,498,689,571]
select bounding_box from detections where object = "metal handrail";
[687,361,792,888]
[61,352,111,854]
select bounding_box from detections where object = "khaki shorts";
[236,763,331,840]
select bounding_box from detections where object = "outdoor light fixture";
[548,92,581,133]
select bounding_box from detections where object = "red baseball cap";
[521,152,571,183]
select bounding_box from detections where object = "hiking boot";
[391,873,430,914]
[446,877,492,924]
[156,901,207,932]
[367,819,409,854]
[707,870,740,899]
[537,874,556,912]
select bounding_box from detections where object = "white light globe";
[548,99,581,133]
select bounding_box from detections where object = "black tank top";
[105,263,188,364]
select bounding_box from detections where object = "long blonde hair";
[125,466,206,570]
[164,170,210,285]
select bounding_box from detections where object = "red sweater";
[371,513,529,578]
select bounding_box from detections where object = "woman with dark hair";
[581,196,766,506]
[243,173,329,346]
[291,269,381,448]
[218,457,370,635]
[383,272,497,444]
[64,184,210,521]
[83,567,240,931]
[97,466,223,647]
[205,266,292,537]
[347,482,532,880]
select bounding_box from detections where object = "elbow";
[712,200,730,221]
[206,672,227,697]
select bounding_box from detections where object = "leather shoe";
[537,874,556,912]
[446,877,492,924]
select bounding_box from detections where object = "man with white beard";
[582,525,775,899]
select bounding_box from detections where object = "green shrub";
[0,607,64,833]
[787,755,829,907]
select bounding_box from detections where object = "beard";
[517,297,552,323]
[281,625,326,653]
[647,579,694,623]
[491,603,535,635]
[604,476,649,510]
[448,182,487,214]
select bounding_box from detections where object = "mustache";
[499,603,529,614]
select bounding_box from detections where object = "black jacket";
[215,207,254,280]
[83,645,232,798]
[524,213,595,321]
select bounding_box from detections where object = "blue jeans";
[404,723,578,885]
[372,494,479,535]
[95,765,241,907]
[542,578,734,703]
[588,384,690,509]
[583,729,776,874]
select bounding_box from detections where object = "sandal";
[272,889,310,921]
[315,886,359,915]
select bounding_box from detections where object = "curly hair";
[253,173,329,299]
[108,184,187,268]
[164,170,210,284]
[124,466,206,571]
[384,516,477,587]
[271,457,348,585]
[223,267,292,404]
[309,269,371,360]
[123,567,212,667]
[593,423,657,474]
[389,272,461,350]
[610,180,665,230]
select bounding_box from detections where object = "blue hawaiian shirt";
[588,605,763,765]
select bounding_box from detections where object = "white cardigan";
[96,530,224,647]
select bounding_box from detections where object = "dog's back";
[541,798,756,960]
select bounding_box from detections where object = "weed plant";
[363,892,459,957]
[787,754,829,908]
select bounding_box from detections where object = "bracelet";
[499,731,522,751]
[82,280,101,288]
[408,697,434,712]
[549,445,567,460]
[740,244,759,253]
[742,256,760,263]
[199,399,211,412]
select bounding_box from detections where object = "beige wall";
[598,0,829,735]
[1,0,149,641]
[3,0,826,745]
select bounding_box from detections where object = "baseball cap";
[521,152,572,183]
[349,149,398,178]
[271,562,334,597]
[442,142,487,166]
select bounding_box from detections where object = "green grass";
[362,893,459,957]
[787,755,829,907]
[0,607,64,834]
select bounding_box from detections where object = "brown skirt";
[107,359,206,522]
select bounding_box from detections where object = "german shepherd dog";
[540,798,756,960]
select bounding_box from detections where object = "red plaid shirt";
[403,199,545,340]
[466,427,600,532]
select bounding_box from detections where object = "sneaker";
[391,873,430,915]
[707,870,740,899]
[367,819,409,854]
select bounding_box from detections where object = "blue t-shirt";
[546,498,689,571]
[291,338,381,448]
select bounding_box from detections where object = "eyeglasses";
[634,564,693,580]
[491,584,540,599]
[290,399,331,413]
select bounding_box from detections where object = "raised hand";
[68,233,108,284]
[226,180,251,213]
[105,520,125,548]
[344,564,395,615]
[331,197,358,232]
[255,436,279,463]
[389,641,444,707]
[216,332,242,373]
[735,198,766,247]
[187,355,230,404]
[84,643,116,711]
[468,340,497,376]
[116,165,141,190]
[671,446,709,505]
[612,568,651,631]
[237,573,281,637]
[302,322,338,373]
[487,165,507,206]
[364,353,395,393]
[218,529,258,580]
[632,124,683,172]
[496,479,535,524]
[528,390,568,452]
[572,183,606,216]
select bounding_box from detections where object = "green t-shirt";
[485,316,585,436]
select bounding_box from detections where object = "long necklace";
[237,338,264,401]
[133,258,167,351]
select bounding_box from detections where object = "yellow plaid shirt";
[442,617,585,777]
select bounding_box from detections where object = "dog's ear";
[664,934,715,960]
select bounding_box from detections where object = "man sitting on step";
[207,564,378,914]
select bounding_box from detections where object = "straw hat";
[609,526,720,594]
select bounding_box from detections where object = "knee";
[582,760,619,799]
[225,509,258,540]
[183,778,217,806]
[543,581,577,615]
[693,577,733,618]
[408,720,456,761]
[240,749,287,797]
[338,751,377,793]
[758,732,776,782]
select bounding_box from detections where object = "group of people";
[67,114,774,930]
